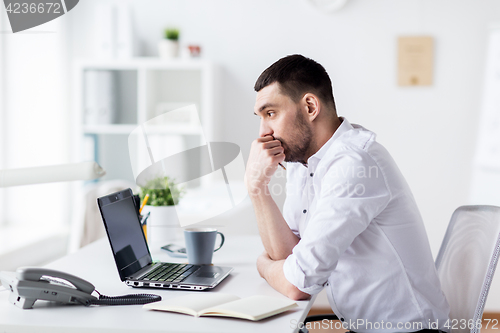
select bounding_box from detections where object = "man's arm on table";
[257,250,311,301]
[250,186,310,300]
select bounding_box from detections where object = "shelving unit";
[70,57,249,236]
[72,58,219,185]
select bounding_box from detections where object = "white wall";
[0,14,71,229]
[67,0,500,310]
[0,8,5,226]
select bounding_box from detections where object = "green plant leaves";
[139,177,184,206]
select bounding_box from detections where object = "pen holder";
[142,206,179,251]
[139,212,150,242]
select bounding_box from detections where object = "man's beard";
[275,108,313,165]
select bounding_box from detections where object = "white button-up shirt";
[282,118,450,333]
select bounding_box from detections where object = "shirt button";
[303,209,307,214]
[340,318,345,322]
[310,173,314,177]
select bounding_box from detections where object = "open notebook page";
[201,295,298,321]
[143,293,240,316]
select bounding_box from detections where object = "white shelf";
[83,124,203,136]
[75,57,212,71]
[73,57,218,184]
[83,124,137,135]
[141,124,203,135]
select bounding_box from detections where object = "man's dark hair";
[254,54,336,112]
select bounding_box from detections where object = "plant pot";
[158,39,179,59]
[142,205,180,251]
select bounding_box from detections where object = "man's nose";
[259,121,273,138]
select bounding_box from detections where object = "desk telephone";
[0,267,161,309]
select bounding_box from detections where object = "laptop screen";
[98,189,151,281]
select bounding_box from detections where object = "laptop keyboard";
[139,263,199,283]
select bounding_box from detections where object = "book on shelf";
[143,293,298,321]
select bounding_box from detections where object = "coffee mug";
[183,228,225,265]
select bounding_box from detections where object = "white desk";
[0,235,316,333]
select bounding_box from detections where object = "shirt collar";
[307,116,352,164]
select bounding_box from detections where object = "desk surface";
[0,235,316,333]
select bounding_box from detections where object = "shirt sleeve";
[283,148,392,295]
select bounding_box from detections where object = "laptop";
[97,188,233,291]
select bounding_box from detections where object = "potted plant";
[158,28,180,59]
[139,176,184,247]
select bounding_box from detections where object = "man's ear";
[302,93,320,122]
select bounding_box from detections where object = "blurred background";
[1,0,500,312]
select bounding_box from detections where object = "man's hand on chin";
[244,136,285,196]
[256,250,311,301]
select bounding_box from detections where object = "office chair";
[435,205,500,333]
[299,205,500,333]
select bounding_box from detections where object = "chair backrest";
[435,205,500,333]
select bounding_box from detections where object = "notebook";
[97,188,233,291]
[143,293,298,321]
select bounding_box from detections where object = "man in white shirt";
[245,54,450,332]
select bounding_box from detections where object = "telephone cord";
[78,291,161,306]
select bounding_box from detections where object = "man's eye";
[267,111,275,117]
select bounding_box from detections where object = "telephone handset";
[0,267,161,309]
[0,267,97,309]
[18,267,96,294]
